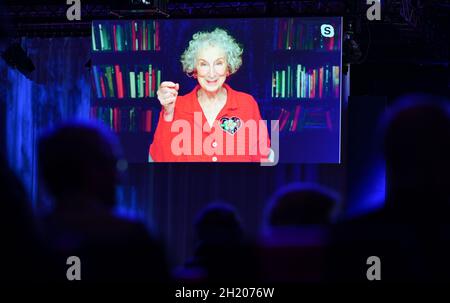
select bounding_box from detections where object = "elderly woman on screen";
[149,28,271,162]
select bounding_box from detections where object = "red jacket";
[149,83,270,162]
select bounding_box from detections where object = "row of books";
[269,106,332,132]
[92,64,162,99]
[91,106,153,133]
[274,19,340,51]
[271,64,340,99]
[92,20,160,52]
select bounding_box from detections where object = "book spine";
[109,108,114,130]
[99,24,105,51]
[157,69,161,90]
[333,66,339,98]
[145,72,149,97]
[287,65,291,98]
[113,25,117,51]
[142,21,146,51]
[152,68,156,96]
[149,64,153,97]
[104,66,112,97]
[289,66,294,98]
[308,73,311,98]
[105,23,111,51]
[92,66,102,98]
[139,71,144,98]
[117,24,122,51]
[100,75,106,98]
[296,64,300,98]
[275,70,279,98]
[280,109,290,131]
[291,105,301,132]
[130,71,136,98]
[113,108,118,132]
[92,23,98,51]
[155,21,160,50]
[118,66,125,98]
[132,21,136,51]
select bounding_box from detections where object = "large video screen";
[90,17,342,164]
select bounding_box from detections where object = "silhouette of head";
[380,94,450,217]
[38,121,123,209]
[266,182,339,227]
[194,202,243,245]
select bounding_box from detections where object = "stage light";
[1,43,35,77]
[130,0,154,5]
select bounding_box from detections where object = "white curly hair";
[180,28,243,77]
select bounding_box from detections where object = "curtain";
[1,37,91,208]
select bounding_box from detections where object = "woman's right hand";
[157,81,179,122]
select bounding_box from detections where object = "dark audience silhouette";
[382,95,450,222]
[38,121,168,282]
[183,202,259,282]
[328,94,450,282]
[261,182,340,282]
[382,95,450,281]
[0,152,52,282]
[265,182,339,227]
[3,92,449,284]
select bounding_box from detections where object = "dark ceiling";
[0,0,448,63]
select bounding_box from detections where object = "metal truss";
[0,0,447,60]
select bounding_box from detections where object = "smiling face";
[195,45,229,94]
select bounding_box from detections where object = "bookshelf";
[91,64,162,99]
[91,20,163,162]
[92,20,160,52]
[273,18,340,52]
[268,18,341,133]
[91,99,161,108]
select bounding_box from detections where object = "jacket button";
[212,156,218,162]
[212,141,218,148]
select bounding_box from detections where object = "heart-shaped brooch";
[219,116,242,135]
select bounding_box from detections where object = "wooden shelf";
[92,50,161,54]
[270,97,337,103]
[91,51,162,65]
[270,49,341,65]
[272,49,340,54]
[92,98,162,109]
